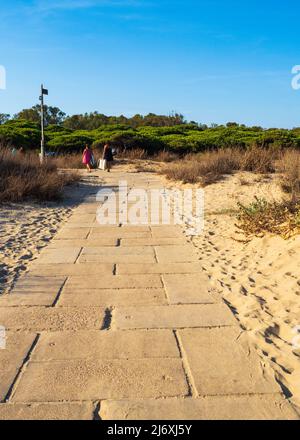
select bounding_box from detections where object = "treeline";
[1,107,300,154]
[1,107,187,129]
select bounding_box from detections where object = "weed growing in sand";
[236,197,300,239]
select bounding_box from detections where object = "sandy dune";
[161,171,300,409]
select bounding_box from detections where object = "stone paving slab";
[66,225,152,231]
[100,396,299,420]
[0,332,36,401]
[120,238,187,246]
[66,275,163,290]
[8,276,66,291]
[82,246,155,256]
[48,238,118,248]
[151,226,184,238]
[178,327,280,396]
[12,359,189,402]
[58,288,167,307]
[74,209,102,215]
[163,273,216,304]
[32,330,179,361]
[74,206,101,214]
[55,228,90,240]
[29,263,114,277]
[91,226,151,232]
[79,253,156,264]
[0,402,95,420]
[0,276,66,306]
[117,263,203,275]
[155,246,199,263]
[63,223,96,228]
[113,304,236,330]
[0,292,58,307]
[89,231,152,239]
[68,214,96,223]
[36,248,82,265]
[0,307,105,331]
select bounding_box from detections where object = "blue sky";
[0,0,299,127]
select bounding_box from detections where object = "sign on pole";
[40,84,48,163]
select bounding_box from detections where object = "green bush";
[1,119,300,154]
[47,134,95,152]
[0,120,41,149]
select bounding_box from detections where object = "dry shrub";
[239,145,277,173]
[153,150,178,163]
[236,197,300,239]
[162,162,202,184]
[162,147,279,186]
[117,149,148,160]
[278,150,300,201]
[162,149,240,185]
[0,148,79,203]
[196,149,240,184]
[52,153,83,169]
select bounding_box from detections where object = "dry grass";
[162,162,202,184]
[117,149,148,160]
[153,150,178,163]
[162,147,281,186]
[236,197,300,239]
[278,150,300,201]
[196,149,240,184]
[239,146,276,173]
[51,153,83,169]
[162,149,240,185]
[0,148,79,203]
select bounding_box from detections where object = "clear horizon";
[1,0,300,128]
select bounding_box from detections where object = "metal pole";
[40,84,45,163]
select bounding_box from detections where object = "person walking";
[103,142,114,172]
[82,144,93,173]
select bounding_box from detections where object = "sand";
[0,172,102,296]
[0,203,73,295]
[160,171,300,409]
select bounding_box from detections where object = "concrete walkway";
[0,169,298,420]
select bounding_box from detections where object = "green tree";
[15,105,66,125]
[0,114,10,124]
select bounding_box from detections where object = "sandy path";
[0,167,298,420]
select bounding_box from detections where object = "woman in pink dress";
[82,145,93,172]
